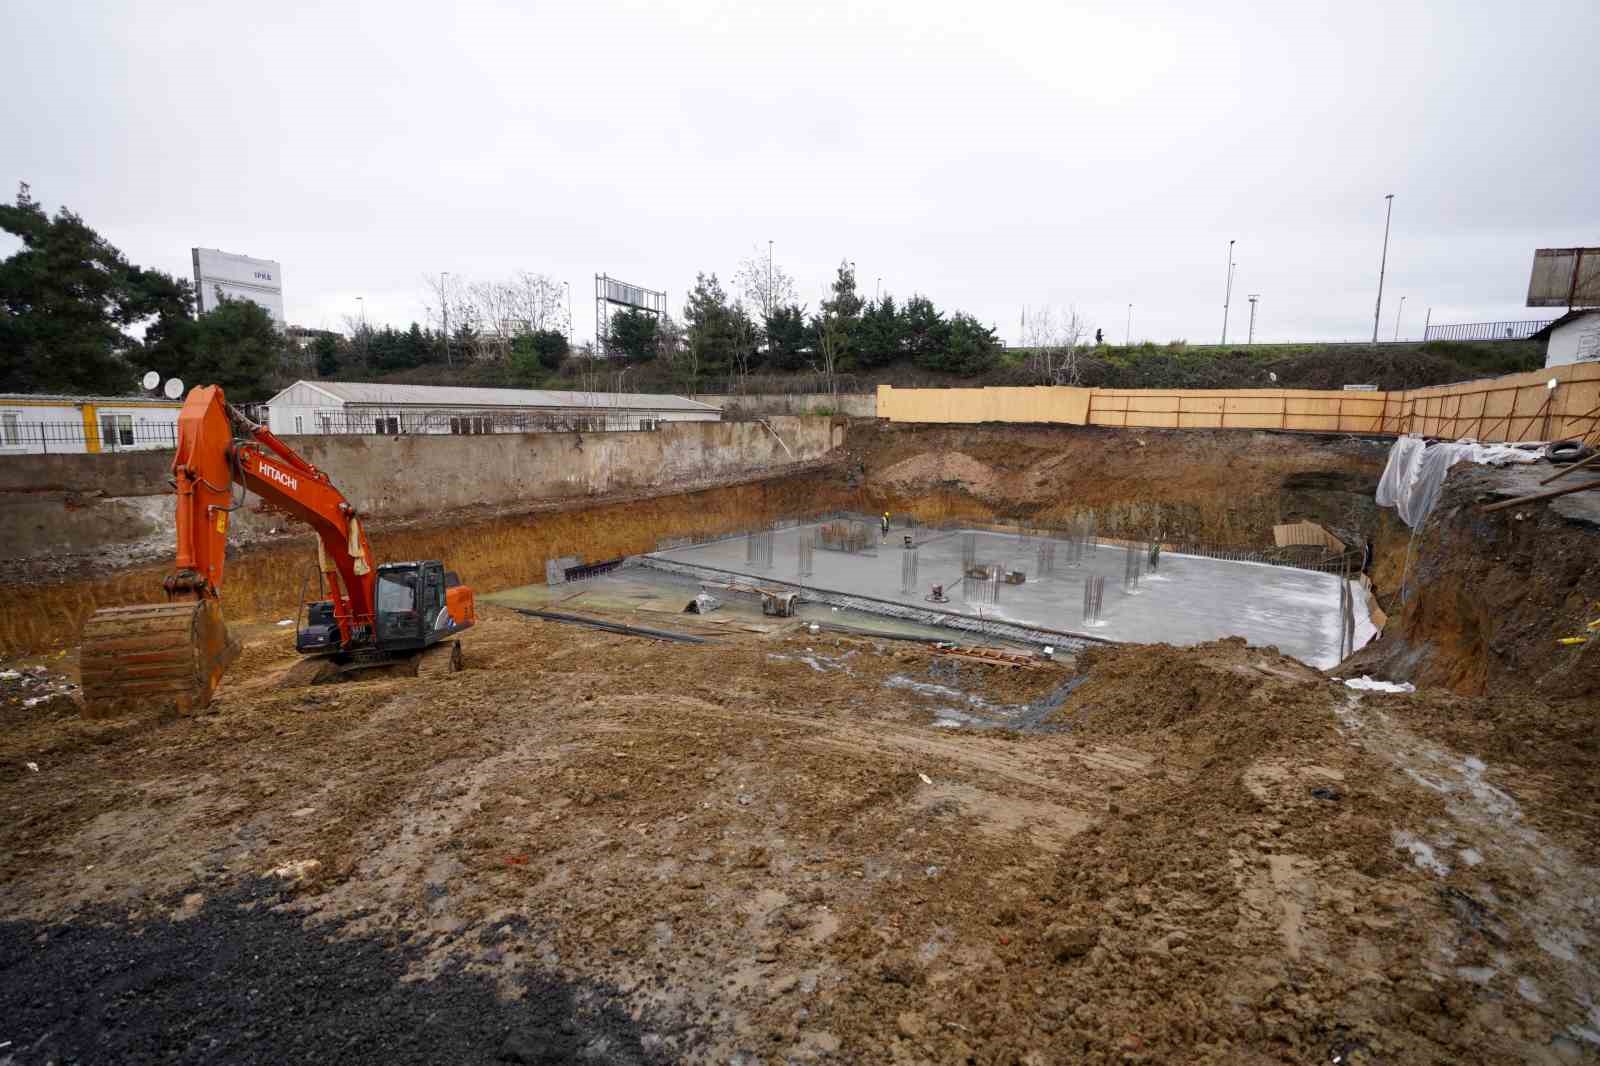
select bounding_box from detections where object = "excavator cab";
[374,561,474,652]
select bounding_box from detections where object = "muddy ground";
[3,605,1598,1064]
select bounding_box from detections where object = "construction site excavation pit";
[640,521,1375,668]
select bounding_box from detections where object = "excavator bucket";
[80,600,241,718]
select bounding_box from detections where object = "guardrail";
[1423,319,1556,342]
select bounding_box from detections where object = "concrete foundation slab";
[646,525,1373,669]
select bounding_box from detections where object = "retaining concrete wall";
[0,415,842,564]
[699,393,877,418]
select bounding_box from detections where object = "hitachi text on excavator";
[80,385,476,715]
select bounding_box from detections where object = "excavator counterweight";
[79,385,474,716]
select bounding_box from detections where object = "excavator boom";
[79,385,464,717]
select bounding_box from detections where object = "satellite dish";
[164,378,185,400]
[141,370,160,391]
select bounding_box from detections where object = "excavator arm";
[165,385,377,643]
[81,385,380,715]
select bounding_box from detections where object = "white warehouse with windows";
[262,380,721,437]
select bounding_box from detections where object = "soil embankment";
[849,421,1389,548]
[1354,462,1600,697]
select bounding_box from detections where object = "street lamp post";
[767,240,774,320]
[1221,239,1236,345]
[1394,295,1406,341]
[563,281,572,335]
[1373,193,1395,342]
[1125,303,1132,346]
[1247,294,1260,345]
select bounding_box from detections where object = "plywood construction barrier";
[876,362,1600,444]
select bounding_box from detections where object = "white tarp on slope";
[1376,435,1546,527]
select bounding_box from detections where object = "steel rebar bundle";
[961,532,977,573]
[746,528,774,570]
[818,520,873,553]
[1082,575,1105,624]
[1123,541,1144,593]
[1037,539,1056,578]
[900,545,919,594]
[1063,522,1084,567]
[796,530,815,578]
[963,565,1000,605]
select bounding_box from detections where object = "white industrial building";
[192,247,285,326]
[1533,310,1600,368]
[263,381,721,437]
[0,394,185,455]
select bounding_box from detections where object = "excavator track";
[80,600,240,718]
[415,640,463,679]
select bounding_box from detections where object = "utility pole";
[441,273,452,367]
[1247,294,1260,344]
[1221,239,1236,345]
[767,240,773,320]
[876,277,882,302]
[1125,303,1133,346]
[1394,295,1406,341]
[1373,193,1395,343]
[562,280,571,336]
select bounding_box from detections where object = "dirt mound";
[1050,638,1327,743]
[876,450,1000,494]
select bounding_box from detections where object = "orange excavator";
[80,385,475,715]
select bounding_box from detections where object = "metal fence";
[293,407,679,436]
[0,420,179,453]
[1423,319,1556,342]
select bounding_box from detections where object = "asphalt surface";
[0,881,661,1065]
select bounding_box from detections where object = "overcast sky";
[5,0,1596,346]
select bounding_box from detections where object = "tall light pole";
[1221,239,1236,345]
[767,240,774,320]
[356,296,365,327]
[1422,306,1432,342]
[1247,294,1260,344]
[1125,303,1133,346]
[562,280,571,335]
[1373,193,1395,342]
[876,277,882,302]
[1394,295,1406,341]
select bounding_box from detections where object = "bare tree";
[729,301,759,393]
[509,271,570,335]
[421,273,465,367]
[1022,306,1089,386]
[816,308,847,398]
[466,280,521,362]
[571,342,605,406]
[732,246,798,324]
[656,312,684,364]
